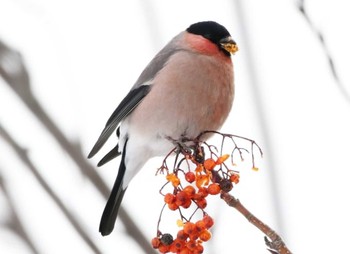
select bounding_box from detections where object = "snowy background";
[1,0,350,253]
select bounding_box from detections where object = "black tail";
[99,140,128,236]
[97,144,121,167]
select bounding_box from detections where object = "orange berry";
[182,199,192,209]
[188,232,199,241]
[158,243,170,253]
[196,198,207,209]
[169,239,185,252]
[194,243,204,254]
[198,187,208,198]
[164,193,176,204]
[179,248,190,254]
[195,220,206,232]
[185,172,195,183]
[207,183,221,195]
[202,215,214,229]
[175,191,190,207]
[186,240,197,251]
[177,229,189,241]
[230,173,240,184]
[168,202,179,211]
[151,237,160,249]
[199,229,211,242]
[183,185,196,198]
[183,222,196,235]
[203,158,216,171]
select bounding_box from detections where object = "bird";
[88,21,238,236]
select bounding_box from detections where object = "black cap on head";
[186,21,231,45]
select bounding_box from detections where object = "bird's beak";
[220,36,238,54]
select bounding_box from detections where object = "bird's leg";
[167,135,205,164]
[192,145,205,164]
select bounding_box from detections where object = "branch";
[220,192,292,254]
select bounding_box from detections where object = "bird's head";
[186,21,238,56]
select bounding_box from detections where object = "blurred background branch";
[0,39,156,254]
[0,124,102,254]
[0,174,39,254]
[297,0,350,103]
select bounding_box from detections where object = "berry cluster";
[163,155,240,212]
[152,150,240,254]
[151,215,214,254]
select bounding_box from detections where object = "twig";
[220,192,292,254]
[198,130,263,169]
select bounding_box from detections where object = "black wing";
[88,85,150,158]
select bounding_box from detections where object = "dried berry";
[219,179,233,192]
[160,233,174,246]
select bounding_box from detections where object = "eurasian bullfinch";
[88,21,238,236]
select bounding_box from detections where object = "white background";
[1,0,350,253]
